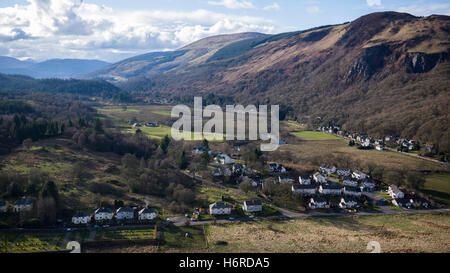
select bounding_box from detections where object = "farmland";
[291,131,342,140]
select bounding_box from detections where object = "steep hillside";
[117,12,450,152]
[87,32,267,80]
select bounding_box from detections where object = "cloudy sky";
[1,0,449,62]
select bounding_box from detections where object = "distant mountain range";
[0,57,110,79]
[87,12,449,152]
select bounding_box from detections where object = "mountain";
[0,57,110,78]
[110,12,450,152]
[87,32,267,80]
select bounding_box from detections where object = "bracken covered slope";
[96,12,450,152]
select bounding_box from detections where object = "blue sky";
[0,0,449,62]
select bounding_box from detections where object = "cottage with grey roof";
[138,208,157,220]
[209,202,231,215]
[13,196,33,212]
[72,212,91,225]
[243,200,262,213]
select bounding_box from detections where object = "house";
[94,207,114,221]
[209,202,232,215]
[339,197,359,209]
[116,207,135,220]
[336,168,351,177]
[232,164,245,174]
[388,185,404,199]
[268,163,286,173]
[215,154,234,165]
[292,184,317,195]
[319,165,336,175]
[72,212,91,225]
[243,200,263,213]
[392,198,412,208]
[343,186,362,197]
[361,179,376,191]
[375,145,385,151]
[411,198,429,209]
[308,197,329,209]
[312,172,327,184]
[13,196,33,212]
[298,176,312,185]
[193,146,211,155]
[319,184,342,195]
[352,171,367,180]
[278,175,295,184]
[385,136,392,142]
[138,208,157,220]
[0,201,7,213]
[144,122,157,127]
[342,176,358,187]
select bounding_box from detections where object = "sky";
[0,0,449,62]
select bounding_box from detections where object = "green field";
[423,173,450,206]
[291,131,342,140]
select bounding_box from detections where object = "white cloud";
[397,3,450,16]
[0,0,275,62]
[208,0,255,9]
[366,0,382,7]
[263,3,280,11]
[305,6,320,14]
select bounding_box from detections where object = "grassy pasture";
[423,173,450,206]
[206,213,450,253]
[291,131,342,140]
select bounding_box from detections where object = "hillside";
[87,32,267,80]
[110,12,449,153]
[0,57,110,78]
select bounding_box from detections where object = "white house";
[313,172,327,184]
[94,207,114,221]
[268,163,286,173]
[343,186,362,197]
[308,197,328,209]
[298,176,311,185]
[216,154,234,165]
[13,197,33,212]
[292,184,317,195]
[72,212,91,225]
[375,145,385,151]
[388,185,404,199]
[319,184,342,195]
[339,198,359,209]
[361,179,376,191]
[411,198,429,209]
[116,207,135,220]
[0,201,7,213]
[319,165,336,175]
[343,176,359,187]
[243,200,263,213]
[193,146,211,155]
[232,164,245,174]
[336,168,351,177]
[352,171,367,180]
[278,175,295,184]
[138,208,157,220]
[209,202,232,215]
[392,198,412,208]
